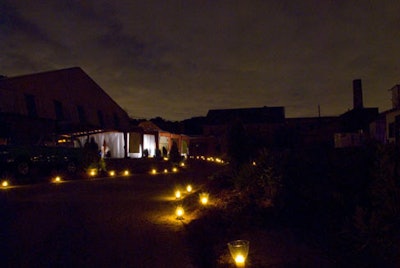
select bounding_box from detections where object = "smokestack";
[353,79,363,109]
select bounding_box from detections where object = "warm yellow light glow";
[186,184,192,193]
[151,169,157,174]
[176,206,184,219]
[175,190,181,199]
[52,176,62,183]
[228,240,249,268]
[172,167,178,173]
[163,157,169,161]
[235,254,245,264]
[123,170,130,176]
[88,169,97,177]
[199,192,209,205]
[1,180,9,187]
[180,162,185,167]
[252,161,257,166]
[164,169,168,173]
[109,170,116,176]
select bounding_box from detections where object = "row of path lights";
[87,168,130,178]
[171,186,249,266]
[174,183,193,220]
[150,166,181,175]
[2,159,249,266]
[189,155,226,165]
[165,162,250,267]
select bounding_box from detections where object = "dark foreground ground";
[0,160,215,268]
[0,159,334,267]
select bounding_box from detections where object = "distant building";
[203,106,286,155]
[0,67,132,157]
[134,120,189,158]
[285,116,341,148]
[370,85,400,144]
[335,79,379,148]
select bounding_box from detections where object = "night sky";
[1,1,400,120]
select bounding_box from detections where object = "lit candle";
[176,205,184,220]
[235,254,245,267]
[228,240,249,268]
[88,168,97,177]
[186,184,192,193]
[199,193,209,205]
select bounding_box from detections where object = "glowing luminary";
[164,169,168,173]
[109,170,116,177]
[1,180,9,187]
[175,190,181,199]
[199,192,209,205]
[228,240,249,267]
[88,168,97,177]
[180,162,185,167]
[151,169,157,175]
[186,184,192,193]
[172,167,178,173]
[123,170,130,176]
[175,205,184,220]
[52,176,62,183]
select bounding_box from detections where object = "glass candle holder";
[227,240,249,267]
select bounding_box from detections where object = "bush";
[169,141,181,163]
[233,149,283,209]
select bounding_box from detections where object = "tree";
[169,141,181,163]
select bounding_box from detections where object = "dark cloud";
[1,0,400,120]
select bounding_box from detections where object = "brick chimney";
[353,79,363,109]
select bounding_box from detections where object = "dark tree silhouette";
[169,141,181,163]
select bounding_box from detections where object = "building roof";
[0,67,130,132]
[138,121,162,132]
[0,67,124,114]
[206,106,285,125]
